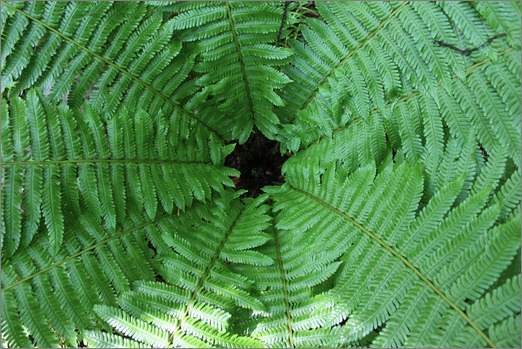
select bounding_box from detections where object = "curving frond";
[1,89,236,257]
[86,191,271,347]
[261,157,520,348]
[1,206,161,347]
[163,1,292,142]
[276,1,520,169]
[235,215,343,348]
[0,1,206,131]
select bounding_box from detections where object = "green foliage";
[160,1,293,142]
[1,89,236,257]
[1,1,520,348]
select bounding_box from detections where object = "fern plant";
[1,1,520,348]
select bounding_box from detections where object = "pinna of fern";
[2,1,178,105]
[162,1,294,143]
[0,0,207,134]
[2,208,158,348]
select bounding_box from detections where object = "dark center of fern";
[225,132,289,197]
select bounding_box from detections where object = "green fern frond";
[1,89,236,256]
[83,330,145,348]
[240,221,342,347]
[492,169,521,222]
[488,314,521,348]
[1,2,519,348]
[165,1,292,142]
[276,1,520,169]
[0,206,172,347]
[266,158,519,348]
[0,1,208,132]
[90,191,271,347]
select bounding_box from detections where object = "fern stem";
[300,1,409,111]
[291,186,496,348]
[1,2,221,139]
[272,220,296,348]
[2,213,174,292]
[464,48,514,74]
[276,1,290,46]
[167,206,246,347]
[225,1,255,122]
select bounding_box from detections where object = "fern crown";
[1,1,520,348]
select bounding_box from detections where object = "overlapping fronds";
[262,158,520,348]
[1,205,161,347]
[1,89,236,257]
[0,1,201,126]
[277,1,520,169]
[236,212,343,348]
[85,191,271,348]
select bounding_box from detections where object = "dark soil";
[225,132,289,197]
